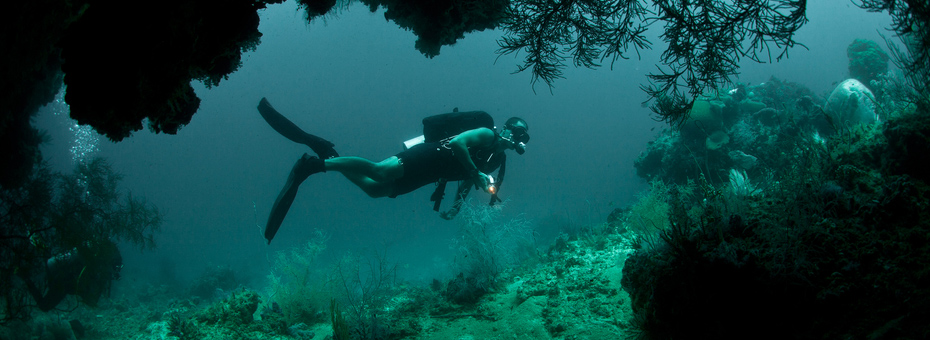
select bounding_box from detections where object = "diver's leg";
[35,287,67,312]
[257,98,339,159]
[17,274,62,312]
[264,154,326,244]
[325,156,402,198]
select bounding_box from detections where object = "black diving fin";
[257,97,339,159]
[264,154,326,244]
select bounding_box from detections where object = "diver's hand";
[471,171,490,192]
[489,193,502,206]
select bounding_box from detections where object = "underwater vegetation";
[266,230,333,327]
[445,204,535,304]
[131,206,541,339]
[0,204,537,338]
[498,0,806,118]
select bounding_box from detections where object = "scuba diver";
[18,239,123,311]
[257,98,530,244]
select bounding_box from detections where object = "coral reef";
[515,234,634,338]
[167,309,203,340]
[188,265,239,301]
[634,77,830,186]
[197,290,260,326]
[622,69,930,338]
[847,39,890,89]
[148,288,294,339]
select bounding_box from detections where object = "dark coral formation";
[360,0,509,57]
[60,0,283,142]
[0,0,78,189]
[1,0,284,189]
[297,0,339,19]
[882,109,930,183]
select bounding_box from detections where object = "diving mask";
[502,126,529,155]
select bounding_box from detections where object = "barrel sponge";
[825,79,879,127]
[689,99,720,123]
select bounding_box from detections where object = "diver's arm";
[441,180,473,220]
[448,128,494,191]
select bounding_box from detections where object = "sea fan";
[728,169,761,197]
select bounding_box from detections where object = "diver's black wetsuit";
[391,136,505,197]
[22,251,85,311]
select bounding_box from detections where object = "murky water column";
[50,86,99,165]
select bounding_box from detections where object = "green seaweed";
[331,299,350,340]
